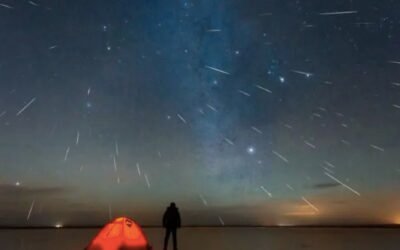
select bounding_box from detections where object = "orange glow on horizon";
[393,216,400,225]
[285,211,317,216]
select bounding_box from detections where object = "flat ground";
[0,227,399,250]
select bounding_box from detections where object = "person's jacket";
[162,206,181,229]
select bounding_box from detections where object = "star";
[247,146,256,155]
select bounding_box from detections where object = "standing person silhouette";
[163,202,181,250]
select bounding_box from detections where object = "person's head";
[170,202,176,208]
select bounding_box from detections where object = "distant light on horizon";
[54,223,63,228]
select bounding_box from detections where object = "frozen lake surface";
[0,227,399,250]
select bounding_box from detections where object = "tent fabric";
[86,217,152,250]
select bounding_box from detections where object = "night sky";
[0,0,400,227]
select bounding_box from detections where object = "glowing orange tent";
[85,217,152,250]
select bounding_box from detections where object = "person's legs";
[164,229,171,250]
[172,228,177,250]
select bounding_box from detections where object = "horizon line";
[0,224,399,229]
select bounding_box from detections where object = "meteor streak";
[16,97,36,116]
[325,172,360,196]
[319,10,358,15]
[205,65,230,75]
